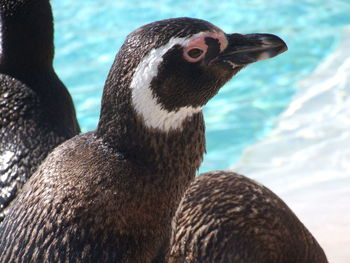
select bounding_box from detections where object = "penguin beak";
[217,33,288,66]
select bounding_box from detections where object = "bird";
[0,17,287,262]
[0,0,80,221]
[169,170,328,263]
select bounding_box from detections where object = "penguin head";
[105,17,287,132]
[0,0,54,70]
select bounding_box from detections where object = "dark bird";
[0,17,286,262]
[169,171,328,263]
[0,0,80,221]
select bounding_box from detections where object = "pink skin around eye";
[183,31,228,62]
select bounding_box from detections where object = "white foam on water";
[233,26,350,263]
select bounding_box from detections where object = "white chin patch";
[130,34,206,132]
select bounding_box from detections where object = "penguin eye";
[187,48,204,59]
[184,47,205,62]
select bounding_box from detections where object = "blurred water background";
[52,0,350,262]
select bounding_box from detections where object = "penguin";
[0,0,80,221]
[169,171,328,263]
[0,17,287,262]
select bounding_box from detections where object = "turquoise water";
[52,0,350,172]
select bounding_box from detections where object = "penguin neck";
[0,0,54,84]
[96,74,206,175]
[97,94,206,173]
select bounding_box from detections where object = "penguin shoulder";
[0,131,150,262]
[16,132,140,221]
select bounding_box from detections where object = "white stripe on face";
[130,33,207,132]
